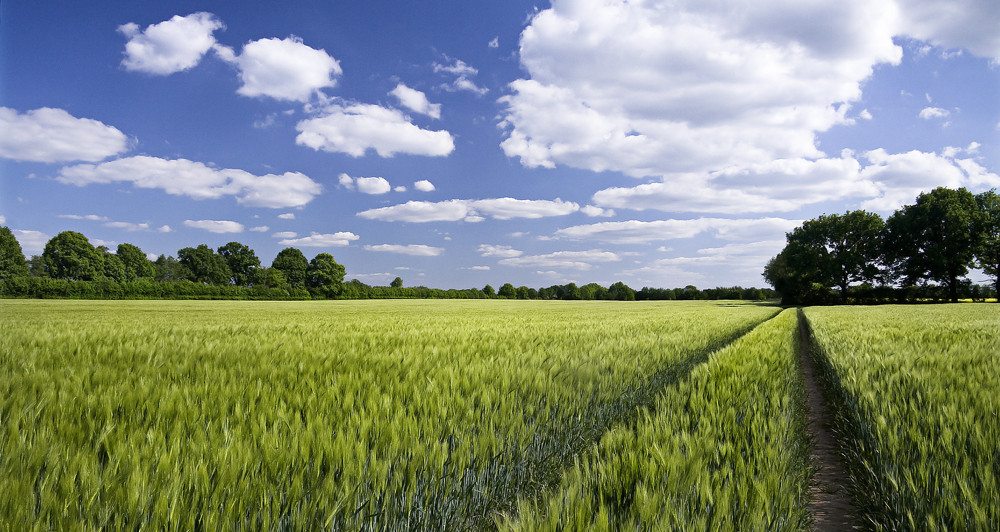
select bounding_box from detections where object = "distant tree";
[153,254,189,282]
[0,226,29,280]
[97,247,127,282]
[558,282,581,300]
[217,241,261,286]
[42,231,104,280]
[272,247,309,289]
[516,285,531,299]
[886,187,982,302]
[976,189,1000,299]
[579,282,607,300]
[785,211,884,303]
[251,267,289,290]
[390,276,403,288]
[498,282,516,298]
[307,253,345,297]
[116,243,155,280]
[178,244,231,285]
[608,281,636,301]
[482,284,496,297]
[28,255,45,277]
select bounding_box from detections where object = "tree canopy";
[42,231,104,281]
[0,226,29,280]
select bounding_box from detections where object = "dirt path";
[797,310,862,531]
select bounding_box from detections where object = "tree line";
[763,187,1000,305]
[0,227,775,301]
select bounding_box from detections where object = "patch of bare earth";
[797,310,862,531]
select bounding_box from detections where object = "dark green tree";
[976,189,1000,299]
[885,187,982,302]
[390,276,403,288]
[272,247,309,289]
[117,243,155,280]
[42,231,104,280]
[516,285,531,299]
[0,226,29,280]
[498,282,516,298]
[254,267,289,290]
[178,244,231,285]
[307,253,345,297]
[482,284,496,297]
[783,211,884,303]
[608,281,636,301]
[97,246,127,282]
[217,241,261,286]
[153,254,190,282]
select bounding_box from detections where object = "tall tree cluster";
[764,187,1000,304]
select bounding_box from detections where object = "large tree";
[272,247,309,289]
[42,231,104,280]
[217,241,261,286]
[117,243,155,280]
[0,226,29,280]
[177,244,231,285]
[885,187,982,302]
[153,254,190,282]
[307,253,345,297]
[781,210,884,303]
[976,189,1000,299]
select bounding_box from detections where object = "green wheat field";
[2,300,997,531]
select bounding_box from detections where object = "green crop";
[805,304,1000,531]
[500,308,810,531]
[0,299,776,530]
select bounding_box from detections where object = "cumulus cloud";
[278,232,360,247]
[478,244,523,258]
[499,249,621,270]
[272,231,298,238]
[249,226,269,232]
[183,219,244,233]
[897,0,1000,60]
[296,102,455,157]
[118,12,223,75]
[554,217,800,244]
[357,198,579,222]
[918,106,950,120]
[357,177,392,195]
[860,148,1000,211]
[592,155,874,214]
[277,213,296,220]
[364,244,444,256]
[390,83,442,119]
[217,36,341,102]
[499,0,902,177]
[11,229,49,255]
[580,205,614,217]
[413,179,435,192]
[104,221,150,232]
[58,156,321,208]
[0,107,129,163]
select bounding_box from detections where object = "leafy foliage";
[0,226,28,280]
[41,230,103,281]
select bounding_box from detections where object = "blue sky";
[2,0,998,289]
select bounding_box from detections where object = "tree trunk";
[949,274,959,303]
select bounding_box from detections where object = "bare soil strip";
[797,310,862,531]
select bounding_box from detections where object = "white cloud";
[918,107,950,120]
[272,231,298,238]
[413,179,435,192]
[357,198,579,222]
[183,219,244,233]
[897,0,1000,60]
[277,213,296,220]
[364,244,444,256]
[338,173,355,189]
[478,244,523,258]
[118,12,223,75]
[58,156,321,208]
[394,186,407,192]
[499,249,621,270]
[296,102,455,157]
[499,0,902,178]
[0,107,129,163]
[0,215,5,225]
[434,57,488,95]
[104,221,150,232]
[464,265,492,271]
[489,37,500,49]
[592,155,873,214]
[145,252,158,261]
[356,177,392,195]
[249,225,269,232]
[859,109,873,120]
[157,225,173,233]
[860,148,1000,211]
[11,230,48,255]
[554,217,800,244]
[58,214,109,221]
[580,205,614,217]
[390,83,442,119]
[220,36,341,102]
[278,232,360,247]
